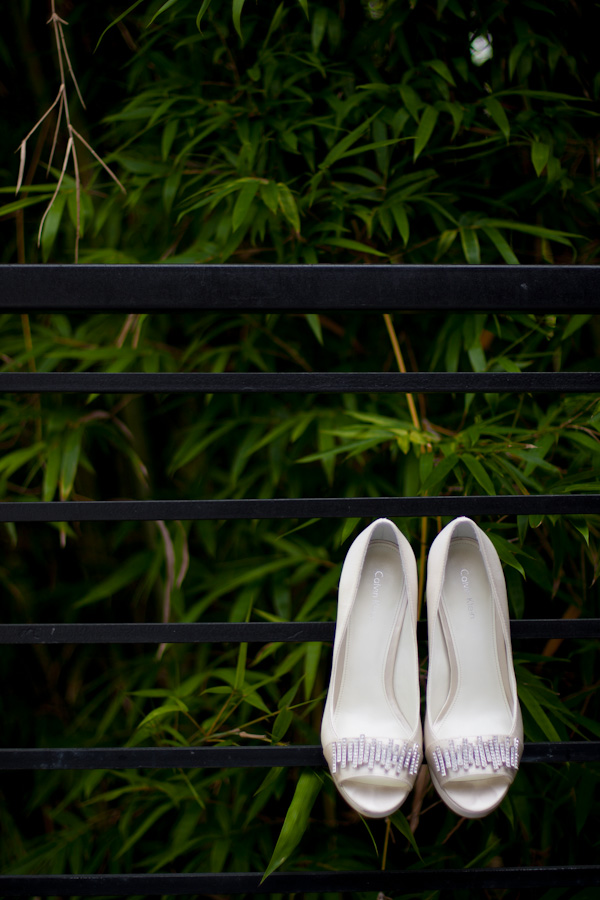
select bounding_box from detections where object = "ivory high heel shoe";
[321,518,422,818]
[425,517,523,818]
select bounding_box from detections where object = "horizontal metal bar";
[0,495,598,522]
[1,619,598,644]
[2,866,599,896]
[2,371,599,394]
[0,742,596,770]
[1,264,599,312]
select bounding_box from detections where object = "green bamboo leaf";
[320,109,382,169]
[261,771,322,882]
[531,140,550,176]
[234,641,247,691]
[161,119,179,161]
[422,453,458,492]
[306,313,323,344]
[324,237,386,257]
[260,181,279,214]
[562,313,591,340]
[196,0,213,31]
[232,0,247,41]
[390,809,422,859]
[115,802,172,858]
[311,7,327,52]
[391,204,409,245]
[43,439,61,502]
[486,532,526,577]
[148,0,181,25]
[508,41,528,80]
[436,228,458,259]
[413,105,439,161]
[41,192,67,263]
[428,59,455,85]
[95,0,146,51]
[570,518,590,546]
[398,84,422,121]
[303,641,321,700]
[0,442,45,478]
[336,137,403,163]
[460,227,481,264]
[277,183,301,234]
[567,431,600,455]
[272,707,293,742]
[494,89,591,102]
[440,101,464,140]
[137,699,188,730]
[484,97,510,141]
[232,181,259,231]
[518,684,561,742]
[59,428,83,500]
[483,218,582,244]
[481,226,519,264]
[74,552,151,608]
[0,195,54,217]
[461,453,496,495]
[297,0,308,17]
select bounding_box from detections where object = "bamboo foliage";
[2,0,598,264]
[0,1,599,894]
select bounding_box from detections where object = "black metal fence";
[1,264,599,896]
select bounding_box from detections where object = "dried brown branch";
[15,0,124,261]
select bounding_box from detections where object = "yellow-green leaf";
[232,0,247,41]
[277,183,301,234]
[261,771,322,882]
[484,97,510,141]
[428,59,455,85]
[460,227,481,264]
[531,141,550,177]
[462,453,496,495]
[481,226,519,264]
[232,181,258,231]
[260,181,279,214]
[196,0,213,31]
[391,204,409,245]
[59,428,83,501]
[43,438,61,502]
[413,105,439,161]
[325,237,386,257]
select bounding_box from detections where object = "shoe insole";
[334,540,416,736]
[434,537,512,737]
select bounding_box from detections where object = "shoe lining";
[432,537,512,736]
[333,540,416,736]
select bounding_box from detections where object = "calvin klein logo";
[372,570,384,599]
[460,568,476,619]
[369,570,384,619]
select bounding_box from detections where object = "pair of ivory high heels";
[321,517,523,819]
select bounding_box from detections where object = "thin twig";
[16,85,65,151]
[381,817,392,870]
[15,0,125,262]
[70,126,127,194]
[71,135,81,263]
[156,520,176,661]
[58,20,86,109]
[15,86,65,194]
[383,313,430,617]
[37,135,72,246]
[47,90,65,174]
[48,6,67,88]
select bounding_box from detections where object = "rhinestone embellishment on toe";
[330,735,421,778]
[430,735,521,780]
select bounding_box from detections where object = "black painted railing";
[1,264,599,897]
